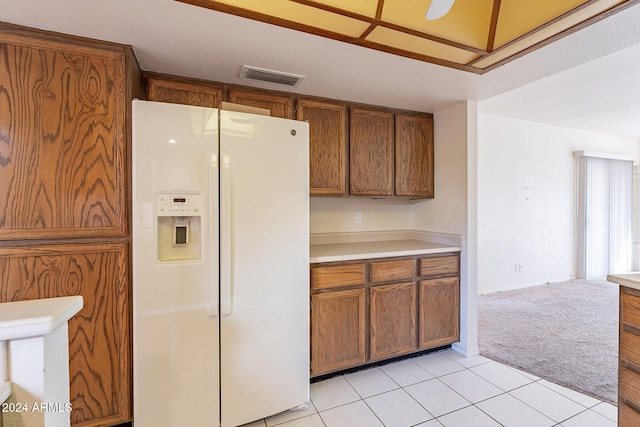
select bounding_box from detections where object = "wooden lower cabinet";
[419,277,460,349]
[369,282,417,361]
[310,252,460,377]
[621,402,640,427]
[619,286,640,426]
[311,288,366,377]
[0,243,130,426]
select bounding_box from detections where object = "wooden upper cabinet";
[0,30,128,241]
[395,113,434,198]
[146,73,223,108]
[349,108,394,196]
[297,99,348,196]
[227,88,294,119]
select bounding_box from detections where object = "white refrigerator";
[132,100,310,427]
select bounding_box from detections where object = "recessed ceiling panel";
[177,0,640,73]
[312,0,379,18]
[203,0,371,37]
[366,26,480,65]
[494,0,589,48]
[474,0,628,70]
[381,0,494,50]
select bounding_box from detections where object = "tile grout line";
[274,350,612,427]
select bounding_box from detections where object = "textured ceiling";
[178,0,640,73]
[1,0,640,139]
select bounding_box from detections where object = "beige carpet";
[478,279,618,404]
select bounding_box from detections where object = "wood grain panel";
[311,288,366,376]
[419,254,459,277]
[297,98,348,196]
[621,401,640,427]
[622,327,640,366]
[0,33,127,241]
[370,259,415,283]
[311,263,365,290]
[395,113,434,198]
[622,367,640,414]
[369,282,417,361]
[419,277,460,349]
[227,88,293,119]
[623,291,640,327]
[0,243,130,426]
[147,73,223,107]
[349,108,394,196]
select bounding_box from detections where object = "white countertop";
[310,239,461,263]
[608,273,640,291]
[0,296,84,341]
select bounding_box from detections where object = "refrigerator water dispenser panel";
[156,194,202,262]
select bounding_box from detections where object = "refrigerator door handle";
[209,153,219,318]
[221,154,234,316]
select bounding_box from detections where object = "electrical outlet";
[355,211,362,224]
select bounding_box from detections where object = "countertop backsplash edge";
[310,230,462,246]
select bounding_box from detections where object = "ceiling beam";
[358,0,383,40]
[486,0,501,52]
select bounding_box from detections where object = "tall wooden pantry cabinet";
[0,22,140,426]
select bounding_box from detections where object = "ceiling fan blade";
[426,0,455,20]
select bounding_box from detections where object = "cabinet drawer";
[621,402,640,427]
[370,259,415,283]
[419,255,459,277]
[623,291,640,327]
[622,327,640,366]
[312,264,365,290]
[621,366,640,409]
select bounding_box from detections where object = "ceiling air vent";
[240,65,305,87]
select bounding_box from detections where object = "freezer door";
[132,100,220,427]
[219,110,310,427]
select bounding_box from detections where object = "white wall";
[412,101,478,357]
[477,114,640,294]
[309,198,413,234]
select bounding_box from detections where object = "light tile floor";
[242,349,618,427]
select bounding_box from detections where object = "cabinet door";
[228,88,293,119]
[395,113,434,198]
[369,282,417,361]
[0,243,130,426]
[147,74,223,107]
[349,108,394,196]
[297,99,348,196]
[419,277,460,349]
[0,33,127,241]
[311,288,366,376]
